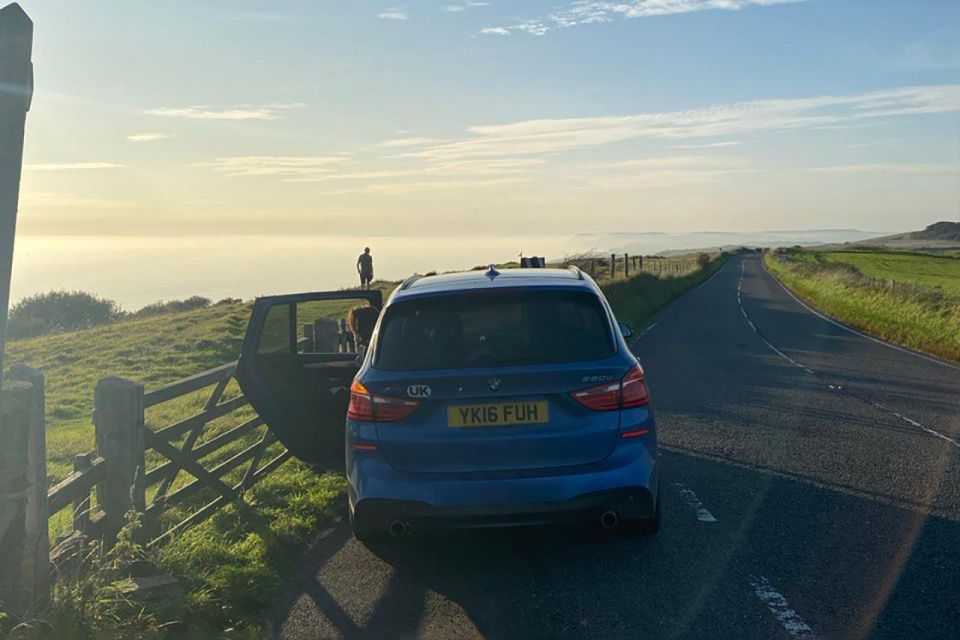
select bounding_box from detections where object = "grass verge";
[764,249,960,363]
[600,252,731,332]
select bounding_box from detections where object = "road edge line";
[760,254,960,373]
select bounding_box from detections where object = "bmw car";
[237,266,659,542]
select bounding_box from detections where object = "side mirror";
[618,321,633,338]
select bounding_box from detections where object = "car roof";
[392,267,593,299]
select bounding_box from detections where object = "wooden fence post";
[609,254,615,280]
[94,377,145,545]
[0,377,32,617]
[302,324,314,352]
[624,253,629,277]
[313,318,339,352]
[0,4,33,386]
[8,364,46,610]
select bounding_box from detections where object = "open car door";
[236,289,383,465]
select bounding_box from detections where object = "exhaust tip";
[388,520,408,537]
[600,510,619,529]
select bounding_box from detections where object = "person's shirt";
[354,343,367,366]
[358,253,373,273]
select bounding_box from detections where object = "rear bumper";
[351,485,656,532]
[347,427,658,532]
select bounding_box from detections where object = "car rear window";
[375,289,615,371]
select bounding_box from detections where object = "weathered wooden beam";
[143,362,236,408]
[94,377,145,544]
[148,449,291,549]
[145,436,267,515]
[46,456,103,514]
[0,4,32,386]
[7,364,46,609]
[0,377,32,616]
[185,416,262,461]
[143,429,239,503]
[151,394,247,442]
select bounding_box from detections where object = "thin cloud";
[126,132,171,143]
[21,192,135,209]
[444,1,490,12]
[25,162,123,171]
[581,156,754,189]
[318,177,528,196]
[806,163,956,174]
[145,103,306,121]
[379,7,409,20]
[483,0,806,36]
[379,136,446,148]
[281,158,545,183]
[400,85,960,163]
[203,156,351,177]
[671,140,742,149]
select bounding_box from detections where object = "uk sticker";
[407,384,432,399]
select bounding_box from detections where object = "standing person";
[357,247,374,289]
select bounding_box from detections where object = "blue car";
[237,266,659,543]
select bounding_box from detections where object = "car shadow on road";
[265,449,960,639]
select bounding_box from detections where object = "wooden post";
[0,377,31,616]
[94,377,145,545]
[71,454,92,535]
[0,4,33,388]
[302,323,314,352]
[314,318,339,352]
[7,364,46,610]
[609,254,615,280]
[624,253,629,277]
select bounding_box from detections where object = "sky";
[11,0,960,242]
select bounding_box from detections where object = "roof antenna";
[485,264,500,279]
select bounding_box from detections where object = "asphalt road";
[265,253,960,639]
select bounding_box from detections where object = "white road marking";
[750,576,817,638]
[636,322,658,339]
[738,257,958,449]
[873,401,960,448]
[674,483,718,522]
[696,263,726,291]
[761,255,960,373]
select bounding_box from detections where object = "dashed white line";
[738,257,958,449]
[674,483,718,522]
[636,322,658,339]
[750,576,817,638]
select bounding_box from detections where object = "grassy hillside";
[765,249,960,363]
[803,251,960,296]
[830,220,960,255]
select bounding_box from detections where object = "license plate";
[447,401,550,428]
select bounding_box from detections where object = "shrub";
[135,296,211,318]
[7,291,122,339]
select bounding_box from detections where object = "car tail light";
[347,380,420,422]
[570,364,650,411]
